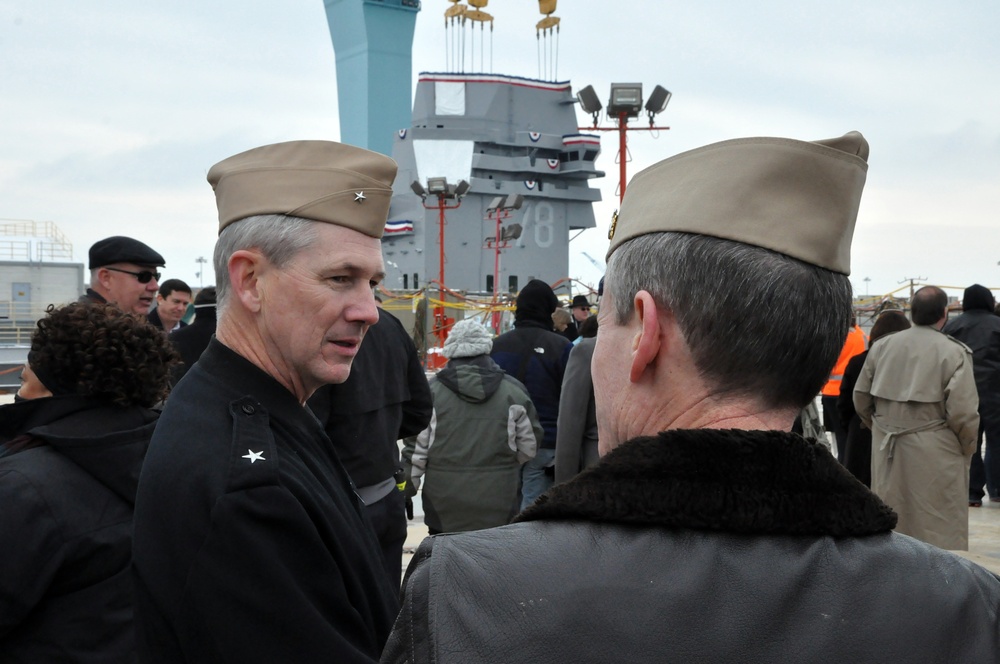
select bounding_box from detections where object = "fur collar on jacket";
[517,429,898,537]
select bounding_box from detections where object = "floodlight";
[576,85,602,114]
[503,194,524,210]
[454,180,471,197]
[645,85,672,114]
[487,196,505,211]
[502,223,523,241]
[608,83,642,118]
[410,180,426,197]
[426,177,448,194]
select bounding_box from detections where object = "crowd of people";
[2,132,1000,662]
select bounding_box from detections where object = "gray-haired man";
[133,141,399,662]
[383,132,1000,662]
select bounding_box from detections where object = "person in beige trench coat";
[854,286,980,550]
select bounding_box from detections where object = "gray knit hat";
[442,319,493,359]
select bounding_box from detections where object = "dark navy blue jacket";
[490,320,572,449]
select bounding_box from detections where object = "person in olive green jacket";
[403,319,541,534]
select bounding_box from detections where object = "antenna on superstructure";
[536,0,561,80]
[444,0,493,73]
[466,1,494,73]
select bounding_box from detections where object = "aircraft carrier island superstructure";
[381,72,604,296]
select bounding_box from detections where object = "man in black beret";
[83,236,165,315]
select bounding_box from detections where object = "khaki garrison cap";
[606,131,869,275]
[207,140,398,237]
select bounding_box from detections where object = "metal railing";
[0,325,33,346]
[0,219,74,261]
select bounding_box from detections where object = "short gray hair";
[213,214,319,314]
[605,232,852,409]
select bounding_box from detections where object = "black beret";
[89,236,165,269]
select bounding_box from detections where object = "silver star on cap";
[242,449,265,464]
[354,191,366,203]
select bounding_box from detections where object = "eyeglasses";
[104,266,160,283]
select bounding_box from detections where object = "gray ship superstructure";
[382,72,603,295]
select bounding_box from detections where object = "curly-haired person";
[0,301,177,662]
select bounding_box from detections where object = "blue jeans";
[520,447,556,511]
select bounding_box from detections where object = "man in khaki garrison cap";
[382,132,1000,663]
[133,141,400,663]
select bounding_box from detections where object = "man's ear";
[630,290,662,383]
[228,250,266,313]
[96,267,114,290]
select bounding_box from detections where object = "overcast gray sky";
[2,0,998,298]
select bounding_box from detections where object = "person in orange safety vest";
[821,315,868,463]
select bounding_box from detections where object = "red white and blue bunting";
[385,220,414,234]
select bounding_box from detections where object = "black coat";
[133,340,398,663]
[490,321,572,449]
[944,309,1000,407]
[838,349,872,487]
[147,307,187,333]
[308,309,432,488]
[384,429,1000,663]
[0,396,158,663]
[168,305,217,385]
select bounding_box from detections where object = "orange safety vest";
[821,324,867,397]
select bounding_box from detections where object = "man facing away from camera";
[133,140,399,663]
[381,132,1000,663]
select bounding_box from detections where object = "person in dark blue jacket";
[490,279,572,509]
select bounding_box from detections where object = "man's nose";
[353,291,380,326]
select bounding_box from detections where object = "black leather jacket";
[384,429,1000,663]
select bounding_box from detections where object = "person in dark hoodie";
[490,279,573,509]
[943,283,1000,505]
[0,301,176,662]
[404,318,541,533]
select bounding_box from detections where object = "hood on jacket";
[514,279,559,328]
[962,284,995,312]
[437,355,506,404]
[0,395,158,505]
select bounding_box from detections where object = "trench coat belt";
[874,417,949,461]
[355,476,397,506]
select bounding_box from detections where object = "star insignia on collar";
[242,449,265,464]
[354,191,366,203]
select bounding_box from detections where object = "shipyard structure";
[382,72,603,295]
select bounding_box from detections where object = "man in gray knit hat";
[384,131,1000,662]
[403,319,541,534]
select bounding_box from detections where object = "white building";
[0,219,83,346]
